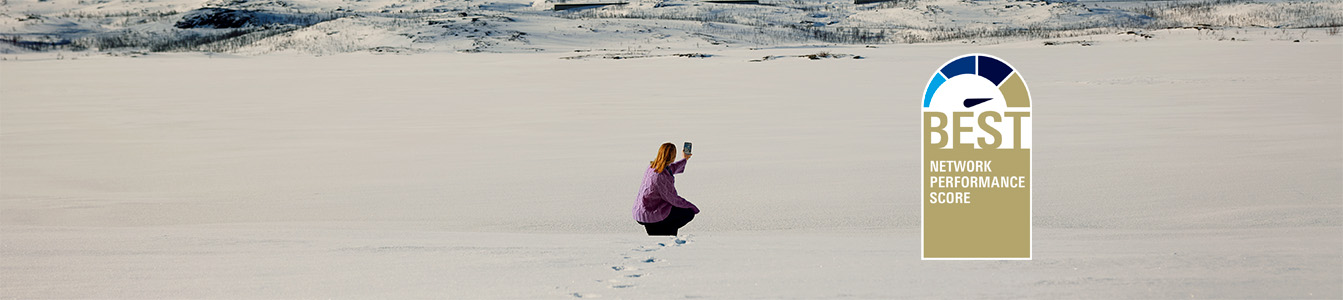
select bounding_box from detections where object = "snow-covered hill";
[1,0,1339,54]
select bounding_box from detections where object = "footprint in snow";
[588,234,691,296]
[672,235,689,245]
[598,278,638,289]
[637,235,690,251]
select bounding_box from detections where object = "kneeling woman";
[632,143,699,236]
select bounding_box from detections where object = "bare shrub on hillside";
[1133,0,1343,28]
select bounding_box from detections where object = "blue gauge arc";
[923,54,1032,108]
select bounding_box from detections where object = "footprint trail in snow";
[570,235,692,297]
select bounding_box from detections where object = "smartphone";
[683,141,692,154]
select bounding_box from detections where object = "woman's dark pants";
[638,207,695,236]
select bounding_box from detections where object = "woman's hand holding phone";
[683,141,693,159]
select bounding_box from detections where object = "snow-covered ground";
[2,29,1340,298]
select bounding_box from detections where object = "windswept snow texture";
[2,31,1342,298]
[0,0,1340,54]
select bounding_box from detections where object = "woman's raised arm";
[669,156,689,174]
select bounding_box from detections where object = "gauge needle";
[963,98,993,108]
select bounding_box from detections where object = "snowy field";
[3,29,1342,298]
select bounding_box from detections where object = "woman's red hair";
[649,143,677,173]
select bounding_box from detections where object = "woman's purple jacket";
[633,158,699,223]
